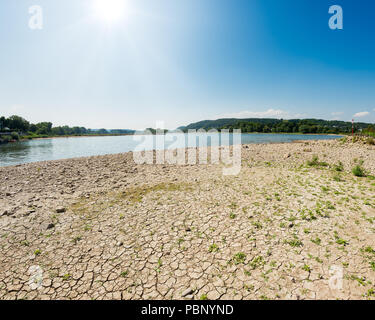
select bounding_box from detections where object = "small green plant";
[62,274,71,281]
[200,294,208,300]
[366,288,375,297]
[20,240,30,246]
[253,221,262,229]
[155,258,163,273]
[333,161,344,172]
[232,252,246,265]
[311,237,321,245]
[302,264,311,272]
[228,202,238,209]
[249,256,264,269]
[352,165,366,177]
[229,213,236,219]
[333,174,342,182]
[34,249,41,256]
[307,155,319,166]
[299,208,316,221]
[307,155,329,167]
[315,257,323,263]
[363,246,375,254]
[72,236,82,244]
[336,238,348,246]
[350,275,366,286]
[286,239,303,248]
[208,243,219,253]
[120,270,129,277]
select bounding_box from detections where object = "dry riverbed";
[1,139,375,300]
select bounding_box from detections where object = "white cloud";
[215,108,301,119]
[353,111,370,118]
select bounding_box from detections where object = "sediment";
[0,139,374,300]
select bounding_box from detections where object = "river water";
[0,133,341,167]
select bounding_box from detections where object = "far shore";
[16,131,346,142]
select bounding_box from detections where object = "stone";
[56,207,66,213]
[47,223,55,230]
[181,288,194,297]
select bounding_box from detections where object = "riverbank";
[22,133,135,141]
[0,131,348,144]
[0,133,135,145]
[1,139,374,300]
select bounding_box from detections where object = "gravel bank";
[1,139,374,300]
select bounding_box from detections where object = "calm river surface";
[0,133,342,167]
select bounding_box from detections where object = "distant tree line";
[1,115,374,144]
[0,115,134,139]
[180,118,374,134]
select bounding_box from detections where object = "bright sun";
[93,0,127,23]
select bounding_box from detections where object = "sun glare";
[93,0,127,23]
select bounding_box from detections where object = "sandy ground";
[0,139,374,300]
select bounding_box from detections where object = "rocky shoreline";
[1,139,374,300]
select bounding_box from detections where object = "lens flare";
[93,0,126,22]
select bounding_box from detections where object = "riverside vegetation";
[0,115,135,144]
[1,115,375,144]
[0,138,374,300]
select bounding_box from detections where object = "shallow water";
[0,133,341,167]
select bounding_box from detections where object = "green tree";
[7,115,30,132]
[299,125,311,134]
[35,122,53,135]
[0,116,5,130]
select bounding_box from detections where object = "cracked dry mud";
[1,139,375,300]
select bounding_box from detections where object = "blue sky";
[0,0,374,129]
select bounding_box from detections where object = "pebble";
[47,223,55,230]
[181,288,194,297]
[56,207,66,213]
